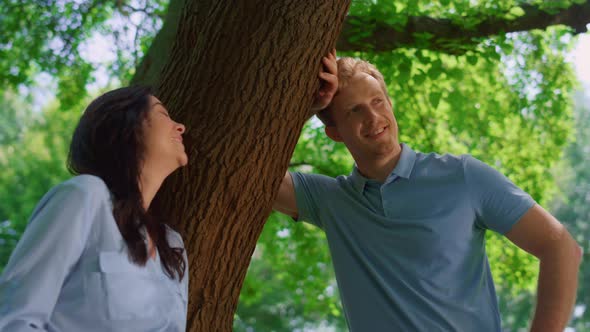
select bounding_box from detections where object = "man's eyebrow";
[344,103,357,111]
[342,100,359,110]
[152,102,164,108]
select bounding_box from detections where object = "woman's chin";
[178,154,189,167]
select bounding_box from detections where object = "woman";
[0,86,189,331]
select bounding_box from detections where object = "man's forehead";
[348,72,376,85]
[335,73,382,104]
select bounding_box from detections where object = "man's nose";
[364,107,380,124]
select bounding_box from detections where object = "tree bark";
[131,0,184,86]
[134,1,350,331]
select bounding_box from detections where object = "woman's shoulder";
[37,175,112,211]
[59,174,110,198]
[24,175,112,242]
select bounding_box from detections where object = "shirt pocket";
[90,251,173,321]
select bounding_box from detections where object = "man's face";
[326,73,399,162]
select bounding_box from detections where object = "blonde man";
[274,51,581,332]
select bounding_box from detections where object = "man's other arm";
[505,204,582,332]
[273,171,298,219]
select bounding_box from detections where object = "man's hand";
[311,48,338,113]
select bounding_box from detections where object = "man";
[273,50,582,331]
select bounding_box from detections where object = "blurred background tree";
[1,0,589,330]
[549,91,590,332]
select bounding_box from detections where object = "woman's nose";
[176,123,186,134]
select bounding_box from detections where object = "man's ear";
[325,126,343,142]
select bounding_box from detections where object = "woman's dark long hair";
[68,86,185,281]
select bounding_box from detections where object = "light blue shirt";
[292,144,535,332]
[0,175,188,332]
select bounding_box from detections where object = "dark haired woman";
[0,86,189,331]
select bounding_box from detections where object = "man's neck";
[355,144,403,183]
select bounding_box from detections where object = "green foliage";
[235,213,345,331]
[0,0,112,102]
[551,92,590,330]
[0,91,32,146]
[0,0,584,331]
[0,91,86,270]
[0,0,167,104]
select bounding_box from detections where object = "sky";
[570,31,590,88]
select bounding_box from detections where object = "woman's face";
[142,96,188,174]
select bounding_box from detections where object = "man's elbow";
[535,225,581,264]
[565,231,583,267]
[574,242,583,265]
[557,240,585,270]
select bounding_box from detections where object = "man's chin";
[372,140,396,153]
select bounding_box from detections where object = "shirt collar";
[350,166,368,192]
[349,143,417,192]
[390,143,417,180]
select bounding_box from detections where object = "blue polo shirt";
[291,144,535,331]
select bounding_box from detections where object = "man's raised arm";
[273,49,338,219]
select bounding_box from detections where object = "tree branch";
[337,1,590,54]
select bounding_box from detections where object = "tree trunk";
[134,1,350,331]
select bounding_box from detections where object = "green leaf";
[414,73,427,85]
[429,91,442,109]
[428,67,442,80]
[508,6,526,18]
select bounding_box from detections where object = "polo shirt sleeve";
[462,155,536,235]
[0,176,102,331]
[290,172,334,230]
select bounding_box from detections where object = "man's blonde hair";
[317,57,389,126]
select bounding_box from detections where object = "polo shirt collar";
[349,143,417,192]
[350,167,367,192]
[390,143,417,180]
